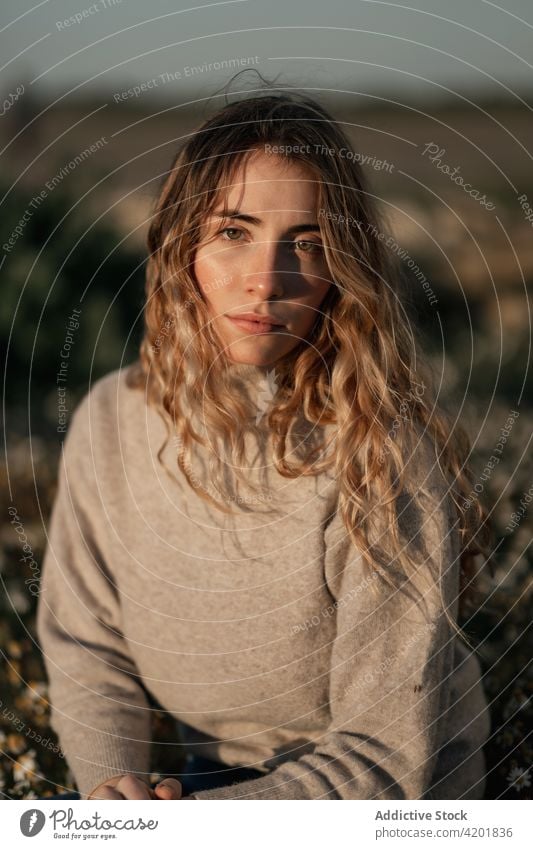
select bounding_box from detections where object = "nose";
[244,241,285,300]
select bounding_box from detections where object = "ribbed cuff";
[190,770,304,800]
[51,712,152,800]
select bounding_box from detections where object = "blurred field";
[1,95,531,799]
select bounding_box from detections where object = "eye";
[295,239,323,254]
[219,227,245,241]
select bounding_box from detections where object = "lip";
[226,313,287,334]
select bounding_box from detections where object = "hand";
[88,773,183,800]
[153,778,184,800]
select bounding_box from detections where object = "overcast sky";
[1,0,532,104]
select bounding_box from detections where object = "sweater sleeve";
[191,452,460,800]
[36,387,152,800]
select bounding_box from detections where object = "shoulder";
[324,427,458,591]
[396,428,456,535]
[64,363,147,460]
[410,428,452,496]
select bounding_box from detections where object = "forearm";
[51,706,152,800]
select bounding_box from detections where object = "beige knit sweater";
[36,363,491,800]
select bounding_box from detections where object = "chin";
[225,347,281,367]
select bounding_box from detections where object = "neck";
[226,360,271,381]
[224,360,283,430]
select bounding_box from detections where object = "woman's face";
[193,150,333,367]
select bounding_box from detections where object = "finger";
[93,786,124,801]
[115,774,153,800]
[154,779,182,799]
[154,778,182,800]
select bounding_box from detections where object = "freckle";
[414,684,422,692]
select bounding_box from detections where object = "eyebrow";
[211,210,321,235]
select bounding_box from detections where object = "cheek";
[296,280,331,329]
[193,249,237,309]
[194,248,215,285]
[194,246,236,292]
[307,277,332,310]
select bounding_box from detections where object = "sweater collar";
[225,361,281,409]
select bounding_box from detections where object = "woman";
[37,89,492,801]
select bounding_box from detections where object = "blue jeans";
[41,754,264,799]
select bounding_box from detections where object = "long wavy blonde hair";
[127,89,493,642]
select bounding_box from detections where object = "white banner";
[2,799,530,848]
